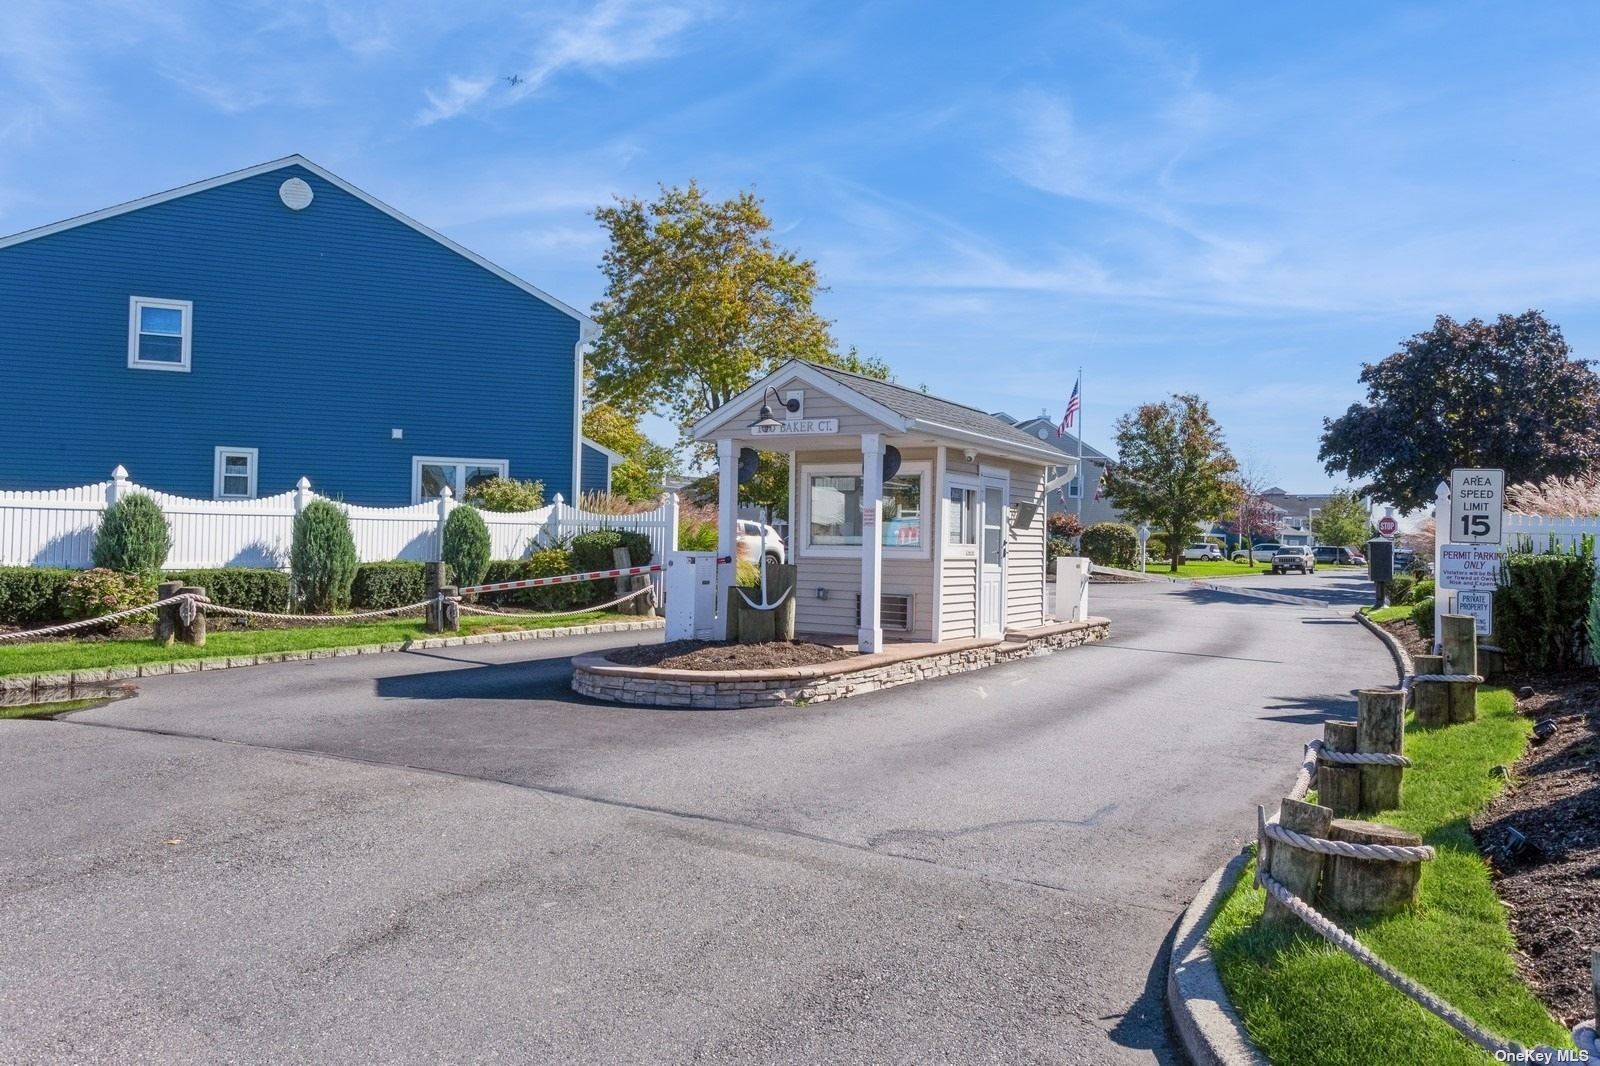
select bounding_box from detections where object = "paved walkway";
[0,571,1392,1064]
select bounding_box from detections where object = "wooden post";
[1441,614,1478,723]
[1412,653,1450,727]
[1262,798,1333,929]
[1357,688,1405,814]
[177,586,206,647]
[155,579,183,646]
[1319,721,1362,816]
[771,563,797,642]
[723,587,742,643]
[1320,819,1423,916]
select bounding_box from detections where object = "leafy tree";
[581,403,679,502]
[589,181,837,436]
[1101,394,1239,572]
[465,476,544,512]
[1320,311,1600,511]
[1311,489,1370,548]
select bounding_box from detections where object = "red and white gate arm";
[455,556,732,597]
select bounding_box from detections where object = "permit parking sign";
[1449,468,1504,544]
[1438,543,1503,592]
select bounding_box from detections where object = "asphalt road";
[0,569,1394,1064]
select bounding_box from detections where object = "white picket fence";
[0,467,679,586]
[1503,514,1600,555]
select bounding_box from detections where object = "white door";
[979,476,1007,637]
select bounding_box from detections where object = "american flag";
[1058,376,1081,433]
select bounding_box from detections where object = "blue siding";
[0,164,581,504]
[580,443,611,495]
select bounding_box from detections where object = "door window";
[982,485,1004,565]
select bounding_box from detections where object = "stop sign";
[1377,515,1399,537]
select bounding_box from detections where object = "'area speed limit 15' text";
[1449,468,1504,545]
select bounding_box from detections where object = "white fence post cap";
[553,493,564,505]
[112,465,129,479]
[440,485,453,498]
[296,476,311,490]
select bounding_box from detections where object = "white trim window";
[799,461,932,559]
[412,456,509,502]
[128,296,193,371]
[213,447,258,499]
[945,479,979,558]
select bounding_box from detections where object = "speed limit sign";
[1376,514,1399,538]
[1449,468,1504,544]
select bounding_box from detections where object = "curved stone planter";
[571,617,1110,709]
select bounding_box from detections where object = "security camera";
[963,448,977,463]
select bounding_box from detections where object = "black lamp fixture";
[749,386,800,431]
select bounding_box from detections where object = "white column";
[715,438,739,640]
[436,484,456,562]
[859,432,884,652]
[1433,479,1449,653]
[108,465,130,506]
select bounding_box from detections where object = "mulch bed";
[1377,616,1430,658]
[606,640,854,671]
[1471,670,1600,1027]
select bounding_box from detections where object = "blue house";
[0,155,613,505]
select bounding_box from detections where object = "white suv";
[1184,542,1224,561]
[737,520,786,566]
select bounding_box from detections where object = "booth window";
[803,465,927,556]
[947,485,977,546]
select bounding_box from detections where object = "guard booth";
[686,360,1078,652]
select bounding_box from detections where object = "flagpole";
[1075,368,1084,523]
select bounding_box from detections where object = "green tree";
[1311,490,1370,548]
[91,493,171,576]
[442,506,491,588]
[1320,311,1600,510]
[581,403,679,501]
[1100,394,1239,573]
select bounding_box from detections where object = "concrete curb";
[1353,609,1413,686]
[1166,848,1270,1066]
[0,618,664,701]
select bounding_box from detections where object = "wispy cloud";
[416,0,711,125]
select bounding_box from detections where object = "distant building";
[1260,487,1341,546]
[990,411,1122,528]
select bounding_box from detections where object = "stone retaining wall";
[572,617,1110,709]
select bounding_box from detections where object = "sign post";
[1436,469,1506,652]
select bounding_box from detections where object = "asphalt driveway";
[0,570,1393,1064]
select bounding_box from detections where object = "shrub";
[290,499,359,612]
[166,568,289,612]
[1388,572,1416,605]
[61,568,156,623]
[442,507,491,588]
[570,529,653,573]
[1411,595,1435,641]
[1046,536,1076,567]
[1414,579,1435,601]
[1496,541,1596,671]
[1047,511,1085,539]
[480,550,581,611]
[0,567,77,626]
[1080,522,1140,568]
[1145,535,1168,564]
[350,562,435,610]
[465,476,544,513]
[92,493,171,575]
[679,518,718,551]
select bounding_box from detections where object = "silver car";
[1271,546,1316,575]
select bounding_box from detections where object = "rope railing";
[457,585,653,618]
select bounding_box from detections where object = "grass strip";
[1209,688,1572,1064]
[1361,604,1415,624]
[0,612,630,678]
[0,697,113,720]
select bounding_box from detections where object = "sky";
[4,1,1599,491]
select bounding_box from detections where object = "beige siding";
[723,373,896,439]
[940,555,978,640]
[1006,463,1048,630]
[793,555,935,641]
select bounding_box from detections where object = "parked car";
[1393,548,1430,576]
[1313,545,1366,565]
[1230,542,1282,564]
[1184,542,1224,561]
[737,520,786,566]
[1271,545,1316,574]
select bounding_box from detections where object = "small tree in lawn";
[442,506,491,588]
[92,493,171,576]
[291,500,358,612]
[1101,394,1238,573]
[1312,489,1371,549]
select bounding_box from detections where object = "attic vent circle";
[278,178,314,210]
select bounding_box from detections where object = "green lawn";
[1145,560,1274,579]
[1209,688,1571,1064]
[0,696,112,720]
[0,611,629,677]
[1361,604,1414,624]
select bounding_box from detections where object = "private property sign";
[1454,590,1494,636]
[1449,468,1504,544]
[1438,543,1503,592]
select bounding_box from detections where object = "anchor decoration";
[735,524,791,612]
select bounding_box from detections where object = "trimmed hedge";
[0,567,77,626]
[1411,595,1435,641]
[570,529,653,573]
[291,500,359,612]
[480,550,582,611]
[1081,522,1139,568]
[1496,543,1595,671]
[349,562,441,610]
[166,568,290,612]
[442,506,491,588]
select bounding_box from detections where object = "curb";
[0,617,664,701]
[1166,848,1270,1066]
[1352,609,1413,686]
